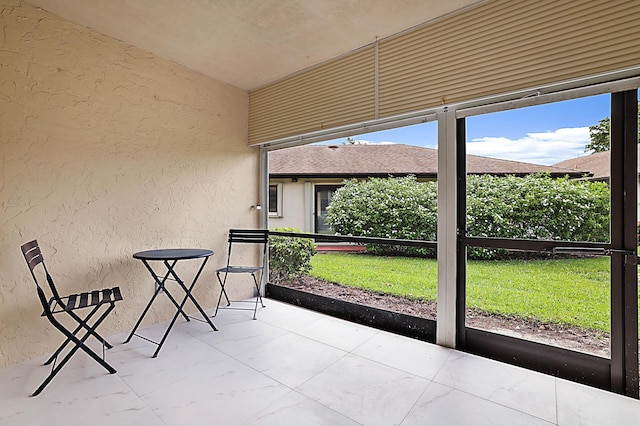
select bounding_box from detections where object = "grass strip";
[309,253,611,332]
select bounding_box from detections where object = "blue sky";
[322,93,621,165]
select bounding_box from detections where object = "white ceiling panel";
[26,0,481,90]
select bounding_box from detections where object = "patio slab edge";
[265,283,436,343]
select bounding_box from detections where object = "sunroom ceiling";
[26,0,480,90]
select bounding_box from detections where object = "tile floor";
[1,300,640,425]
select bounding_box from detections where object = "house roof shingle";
[553,147,640,180]
[553,151,611,180]
[269,144,588,178]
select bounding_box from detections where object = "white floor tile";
[297,354,430,425]
[196,318,289,356]
[352,331,452,379]
[257,301,327,332]
[110,335,230,396]
[243,390,361,425]
[3,300,639,425]
[402,382,554,426]
[142,357,290,426]
[76,406,165,426]
[0,347,121,399]
[295,315,380,352]
[556,378,640,425]
[433,351,557,423]
[0,363,146,426]
[234,333,346,388]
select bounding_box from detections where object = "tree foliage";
[585,117,611,153]
[584,101,640,154]
[326,174,610,259]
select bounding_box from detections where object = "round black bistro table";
[125,248,217,357]
[133,248,213,261]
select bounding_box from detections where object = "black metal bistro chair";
[20,240,123,396]
[214,229,268,320]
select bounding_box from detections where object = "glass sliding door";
[315,185,340,234]
[463,94,612,357]
[456,90,638,396]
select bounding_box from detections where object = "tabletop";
[133,248,214,261]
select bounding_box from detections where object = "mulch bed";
[273,275,612,358]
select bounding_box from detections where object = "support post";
[436,109,458,347]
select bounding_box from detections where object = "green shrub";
[325,174,610,260]
[466,174,609,259]
[326,176,437,256]
[268,227,317,281]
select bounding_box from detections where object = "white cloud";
[467,127,589,165]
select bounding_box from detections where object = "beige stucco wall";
[269,180,307,232]
[0,1,259,366]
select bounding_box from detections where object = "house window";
[268,183,283,217]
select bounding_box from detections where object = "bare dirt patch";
[274,275,612,358]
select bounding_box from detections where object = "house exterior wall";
[268,176,437,233]
[269,179,307,231]
[0,1,257,366]
[269,179,345,233]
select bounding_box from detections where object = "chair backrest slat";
[226,229,268,269]
[20,240,56,316]
[21,239,39,253]
[228,229,268,244]
[27,253,43,269]
[22,240,43,272]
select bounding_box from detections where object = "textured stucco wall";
[268,180,307,232]
[0,1,258,366]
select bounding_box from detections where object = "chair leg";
[63,304,117,373]
[252,293,259,320]
[66,308,113,348]
[251,273,265,320]
[44,305,111,366]
[35,304,117,396]
[214,270,265,319]
[213,272,231,317]
[33,346,79,396]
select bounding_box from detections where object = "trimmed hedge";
[326,174,610,259]
[325,176,437,257]
[268,227,317,280]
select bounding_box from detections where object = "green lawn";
[309,253,612,332]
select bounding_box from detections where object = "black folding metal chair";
[214,229,268,319]
[20,240,123,396]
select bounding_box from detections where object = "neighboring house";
[269,144,588,233]
[554,147,640,216]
